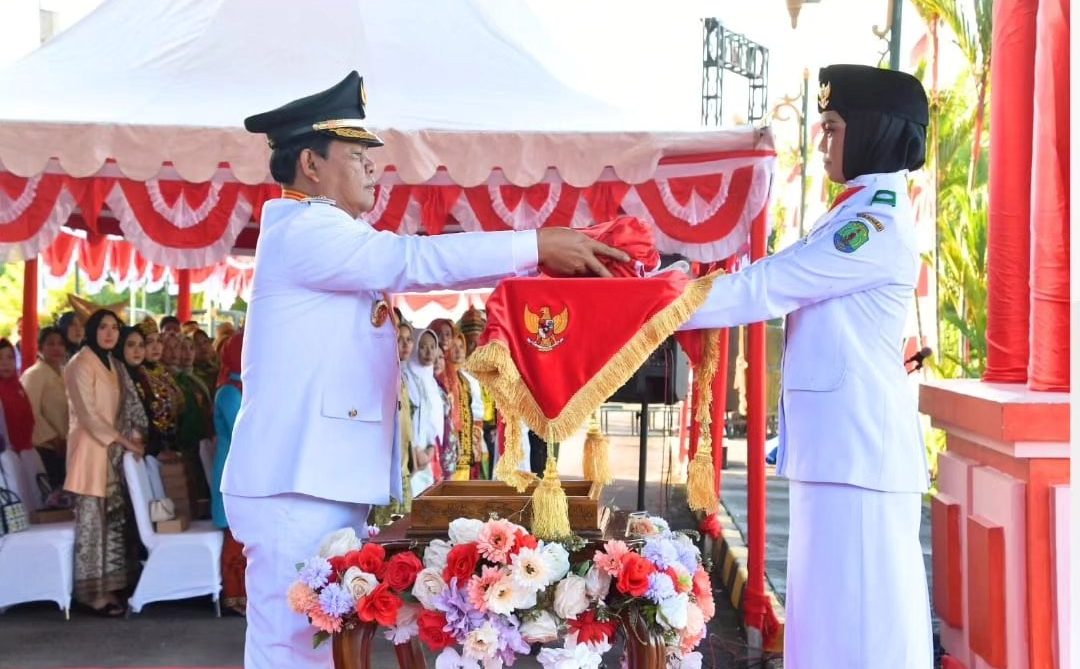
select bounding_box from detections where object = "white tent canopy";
[0,0,756,186]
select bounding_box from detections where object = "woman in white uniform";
[682,64,933,668]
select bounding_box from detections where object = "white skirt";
[784,480,933,668]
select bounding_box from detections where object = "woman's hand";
[119,436,145,460]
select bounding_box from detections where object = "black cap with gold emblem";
[244,71,384,149]
[817,65,928,126]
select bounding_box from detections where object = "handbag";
[149,497,176,523]
[0,485,28,536]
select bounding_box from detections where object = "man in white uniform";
[222,71,626,668]
[682,65,933,667]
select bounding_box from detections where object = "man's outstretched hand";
[537,228,630,278]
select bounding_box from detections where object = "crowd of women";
[0,303,516,618]
[0,308,246,618]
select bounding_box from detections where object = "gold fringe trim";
[687,329,721,513]
[494,418,538,492]
[530,456,571,539]
[582,411,612,485]
[465,272,720,446]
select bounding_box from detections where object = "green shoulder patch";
[856,212,885,232]
[870,189,896,207]
[833,220,870,253]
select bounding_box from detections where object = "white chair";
[143,455,166,500]
[122,452,223,615]
[0,450,74,618]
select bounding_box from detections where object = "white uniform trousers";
[784,481,933,668]
[225,493,370,669]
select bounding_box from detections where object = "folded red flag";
[573,215,661,278]
[466,271,718,445]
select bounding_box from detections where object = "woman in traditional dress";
[0,339,35,456]
[112,326,151,473]
[403,329,443,496]
[192,329,220,392]
[135,320,184,460]
[371,322,417,525]
[432,346,459,480]
[212,331,246,615]
[56,311,84,360]
[450,332,487,479]
[173,335,214,503]
[63,310,143,617]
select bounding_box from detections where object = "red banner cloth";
[466,272,717,442]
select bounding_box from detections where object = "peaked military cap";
[817,64,929,126]
[244,71,384,149]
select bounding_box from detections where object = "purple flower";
[642,538,680,571]
[318,582,356,617]
[646,572,676,603]
[298,557,332,590]
[675,541,700,574]
[490,613,530,663]
[434,578,486,640]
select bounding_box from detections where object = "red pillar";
[21,259,38,365]
[1027,0,1070,391]
[743,209,769,630]
[177,269,193,322]
[983,0,1038,382]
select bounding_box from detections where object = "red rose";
[616,553,655,597]
[699,513,722,540]
[442,542,480,585]
[356,583,402,627]
[354,543,387,579]
[510,529,538,555]
[418,610,456,651]
[327,556,348,583]
[568,609,619,645]
[384,551,424,592]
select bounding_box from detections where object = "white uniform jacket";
[221,198,537,505]
[682,171,929,493]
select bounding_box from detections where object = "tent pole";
[743,208,769,648]
[177,269,192,322]
[22,258,39,365]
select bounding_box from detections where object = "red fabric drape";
[0,174,65,244]
[633,166,755,244]
[1028,0,1070,391]
[984,0,1038,382]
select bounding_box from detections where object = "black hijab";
[839,109,927,181]
[82,309,121,370]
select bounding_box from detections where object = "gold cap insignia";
[818,81,831,109]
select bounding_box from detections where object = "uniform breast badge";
[834,220,871,253]
[857,212,886,232]
[524,304,568,352]
[371,298,392,328]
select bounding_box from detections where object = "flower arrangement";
[291,515,714,669]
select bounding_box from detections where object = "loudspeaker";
[608,337,689,405]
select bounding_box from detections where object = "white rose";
[658,592,689,630]
[678,651,703,669]
[553,575,589,620]
[511,582,538,610]
[537,638,603,669]
[411,567,448,608]
[584,565,611,602]
[539,542,571,584]
[343,567,378,600]
[448,518,485,545]
[424,539,453,571]
[520,610,559,644]
[318,527,362,558]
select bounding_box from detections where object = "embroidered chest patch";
[834,220,871,253]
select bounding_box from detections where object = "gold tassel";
[582,411,612,485]
[530,451,571,540]
[494,419,536,492]
[686,330,721,514]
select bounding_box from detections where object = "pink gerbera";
[476,519,517,564]
[466,566,503,613]
[594,540,631,577]
[309,609,343,634]
[287,582,320,615]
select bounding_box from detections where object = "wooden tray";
[409,480,609,538]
